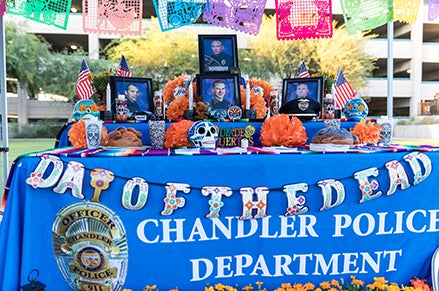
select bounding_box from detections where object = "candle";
[106,83,111,111]
[188,82,193,110]
[245,80,250,110]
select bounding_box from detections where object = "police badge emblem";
[298,99,310,111]
[52,202,128,291]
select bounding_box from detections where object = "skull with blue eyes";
[72,100,101,121]
[187,120,218,149]
[344,98,368,121]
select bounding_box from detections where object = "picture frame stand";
[244,109,256,120]
[184,110,195,120]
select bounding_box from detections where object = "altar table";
[54,120,357,148]
[1,145,439,290]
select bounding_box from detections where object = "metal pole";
[387,20,394,118]
[0,16,9,194]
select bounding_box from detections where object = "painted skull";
[187,121,218,149]
[344,98,368,121]
[72,100,100,121]
[252,86,264,97]
[380,122,392,145]
[86,123,101,148]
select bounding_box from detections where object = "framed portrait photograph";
[110,76,153,118]
[281,77,324,105]
[198,34,239,74]
[196,74,241,117]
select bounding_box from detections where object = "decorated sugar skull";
[344,97,368,121]
[72,100,100,121]
[380,122,392,145]
[187,120,218,149]
[252,86,264,97]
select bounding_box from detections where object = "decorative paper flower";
[260,114,307,147]
[68,120,107,148]
[163,74,190,104]
[164,120,194,148]
[239,86,267,119]
[249,78,275,104]
[166,96,189,121]
[350,119,382,144]
[163,75,200,120]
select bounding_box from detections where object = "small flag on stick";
[298,61,310,78]
[116,55,132,77]
[334,69,355,109]
[76,59,94,100]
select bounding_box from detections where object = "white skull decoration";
[380,122,392,145]
[187,121,218,149]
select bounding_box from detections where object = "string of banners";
[25,151,431,220]
[3,0,436,37]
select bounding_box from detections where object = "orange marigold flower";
[242,285,253,291]
[304,282,315,290]
[144,285,157,290]
[260,114,307,147]
[331,280,340,287]
[320,281,331,289]
[255,281,263,286]
[164,120,194,148]
[204,287,214,291]
[281,283,292,288]
[215,283,226,291]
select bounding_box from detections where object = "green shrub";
[9,120,65,138]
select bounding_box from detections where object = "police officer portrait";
[198,34,238,74]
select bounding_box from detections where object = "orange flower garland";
[260,114,307,147]
[249,78,275,104]
[68,120,108,148]
[166,97,189,121]
[239,86,267,119]
[164,120,194,148]
[350,119,382,144]
[163,75,201,121]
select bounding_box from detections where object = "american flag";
[76,59,94,100]
[298,61,310,78]
[334,69,356,109]
[116,55,132,77]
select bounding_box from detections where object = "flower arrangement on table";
[163,74,273,121]
[90,70,112,111]
[121,276,432,291]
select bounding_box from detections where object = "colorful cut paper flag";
[0,0,6,16]
[76,59,94,100]
[298,61,310,78]
[203,0,267,35]
[117,55,132,77]
[394,0,421,24]
[82,0,143,35]
[334,69,355,109]
[153,0,207,32]
[428,0,439,20]
[6,0,71,29]
[275,0,333,40]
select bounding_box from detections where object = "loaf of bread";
[311,127,358,145]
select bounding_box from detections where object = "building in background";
[5,0,439,117]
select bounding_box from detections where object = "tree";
[240,16,377,91]
[105,18,199,90]
[5,23,52,97]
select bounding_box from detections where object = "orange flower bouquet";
[260,114,307,147]
[164,120,194,148]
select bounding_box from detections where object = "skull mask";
[187,121,218,149]
[344,98,369,121]
[72,100,100,121]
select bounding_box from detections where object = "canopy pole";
[0,16,9,192]
[387,20,394,118]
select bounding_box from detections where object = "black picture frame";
[196,74,241,117]
[281,77,324,106]
[110,76,153,118]
[198,34,239,74]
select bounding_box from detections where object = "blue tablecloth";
[1,146,439,290]
[55,121,357,148]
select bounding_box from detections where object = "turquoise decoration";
[187,120,218,149]
[72,100,101,121]
[343,97,368,121]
